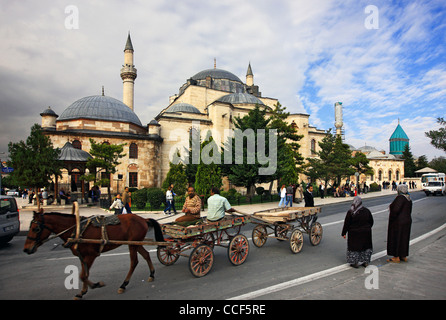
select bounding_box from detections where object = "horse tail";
[146,218,164,242]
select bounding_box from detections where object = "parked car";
[0,196,20,244]
[6,189,19,197]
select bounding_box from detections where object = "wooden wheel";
[157,245,180,266]
[199,232,215,248]
[309,222,323,246]
[289,229,303,254]
[252,225,267,248]
[228,234,249,266]
[274,224,289,241]
[189,244,214,277]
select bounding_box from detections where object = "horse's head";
[23,209,53,254]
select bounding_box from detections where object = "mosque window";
[72,140,82,150]
[129,143,138,159]
[396,170,400,181]
[311,139,316,154]
[378,170,382,181]
[388,170,392,181]
[129,172,138,188]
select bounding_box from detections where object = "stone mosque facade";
[39,34,405,195]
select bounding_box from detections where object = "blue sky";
[0,0,445,160]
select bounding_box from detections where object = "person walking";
[304,185,314,207]
[386,184,412,263]
[285,184,294,207]
[341,196,374,268]
[170,183,177,214]
[122,187,132,214]
[278,185,286,208]
[164,186,173,215]
[109,193,124,214]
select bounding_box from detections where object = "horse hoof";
[148,277,154,282]
[74,295,83,300]
[117,288,126,294]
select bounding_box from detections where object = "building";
[389,120,410,155]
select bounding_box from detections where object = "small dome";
[59,142,92,162]
[58,95,142,127]
[191,68,242,83]
[40,106,58,117]
[357,145,377,153]
[166,103,201,114]
[217,92,265,105]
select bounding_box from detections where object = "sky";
[0,0,445,162]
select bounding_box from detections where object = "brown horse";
[23,207,164,300]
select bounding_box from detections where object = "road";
[0,191,445,302]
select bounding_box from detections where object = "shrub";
[132,188,148,209]
[369,182,380,192]
[256,187,264,195]
[146,188,165,210]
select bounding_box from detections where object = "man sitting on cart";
[175,187,202,223]
[207,187,236,222]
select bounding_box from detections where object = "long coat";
[341,207,374,252]
[387,195,412,257]
[304,190,314,207]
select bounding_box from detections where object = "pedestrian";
[109,193,124,214]
[122,187,132,214]
[164,186,173,215]
[319,184,325,199]
[170,183,177,214]
[341,196,374,268]
[285,183,294,207]
[175,186,202,223]
[386,184,412,263]
[304,185,314,207]
[278,185,286,208]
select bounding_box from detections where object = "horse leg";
[137,245,156,282]
[74,255,105,300]
[118,245,139,294]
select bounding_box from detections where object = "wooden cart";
[156,215,250,277]
[250,207,323,254]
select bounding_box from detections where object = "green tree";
[7,124,62,211]
[425,117,446,153]
[429,157,446,174]
[162,161,188,197]
[195,132,222,197]
[416,155,429,171]
[84,138,126,203]
[402,144,416,178]
[350,151,374,179]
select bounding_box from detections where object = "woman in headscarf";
[341,196,374,268]
[387,184,412,263]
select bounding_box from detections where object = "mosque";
[39,34,407,196]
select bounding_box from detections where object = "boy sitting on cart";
[206,187,236,222]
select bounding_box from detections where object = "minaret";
[334,102,344,137]
[246,62,254,86]
[120,33,137,111]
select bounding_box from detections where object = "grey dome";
[217,93,264,105]
[191,68,242,83]
[166,103,201,114]
[59,142,92,162]
[40,106,58,117]
[58,95,142,127]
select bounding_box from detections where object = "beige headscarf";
[397,184,411,201]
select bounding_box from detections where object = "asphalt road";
[0,191,444,302]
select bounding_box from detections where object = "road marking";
[228,222,446,300]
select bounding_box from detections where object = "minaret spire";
[120,32,137,110]
[246,62,254,86]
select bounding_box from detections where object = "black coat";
[387,195,412,257]
[341,207,374,252]
[304,190,314,207]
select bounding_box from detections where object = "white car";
[0,196,20,244]
[6,189,19,197]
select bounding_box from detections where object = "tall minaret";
[246,62,254,86]
[334,102,343,137]
[120,33,137,111]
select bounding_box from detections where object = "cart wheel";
[252,225,268,248]
[228,234,249,266]
[309,222,323,246]
[275,224,288,241]
[200,232,215,248]
[157,245,180,266]
[289,229,304,254]
[189,244,214,277]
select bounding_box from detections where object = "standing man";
[207,187,235,222]
[122,187,132,214]
[175,187,202,223]
[285,184,294,207]
[170,183,177,214]
[304,185,314,207]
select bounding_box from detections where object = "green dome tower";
[389,121,409,155]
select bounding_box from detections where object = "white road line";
[228,221,446,300]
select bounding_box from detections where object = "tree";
[162,161,188,197]
[222,105,271,197]
[350,151,374,179]
[84,138,126,203]
[425,117,446,153]
[7,124,62,211]
[402,144,416,178]
[416,155,429,171]
[194,132,222,197]
[429,156,446,174]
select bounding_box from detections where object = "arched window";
[129,143,138,159]
[72,140,82,150]
[396,170,400,181]
[378,170,383,181]
[388,170,392,181]
[311,139,316,154]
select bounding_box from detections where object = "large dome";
[166,103,201,114]
[217,92,264,105]
[191,68,242,82]
[58,95,142,127]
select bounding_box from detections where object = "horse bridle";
[27,213,76,247]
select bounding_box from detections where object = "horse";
[23,204,165,300]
